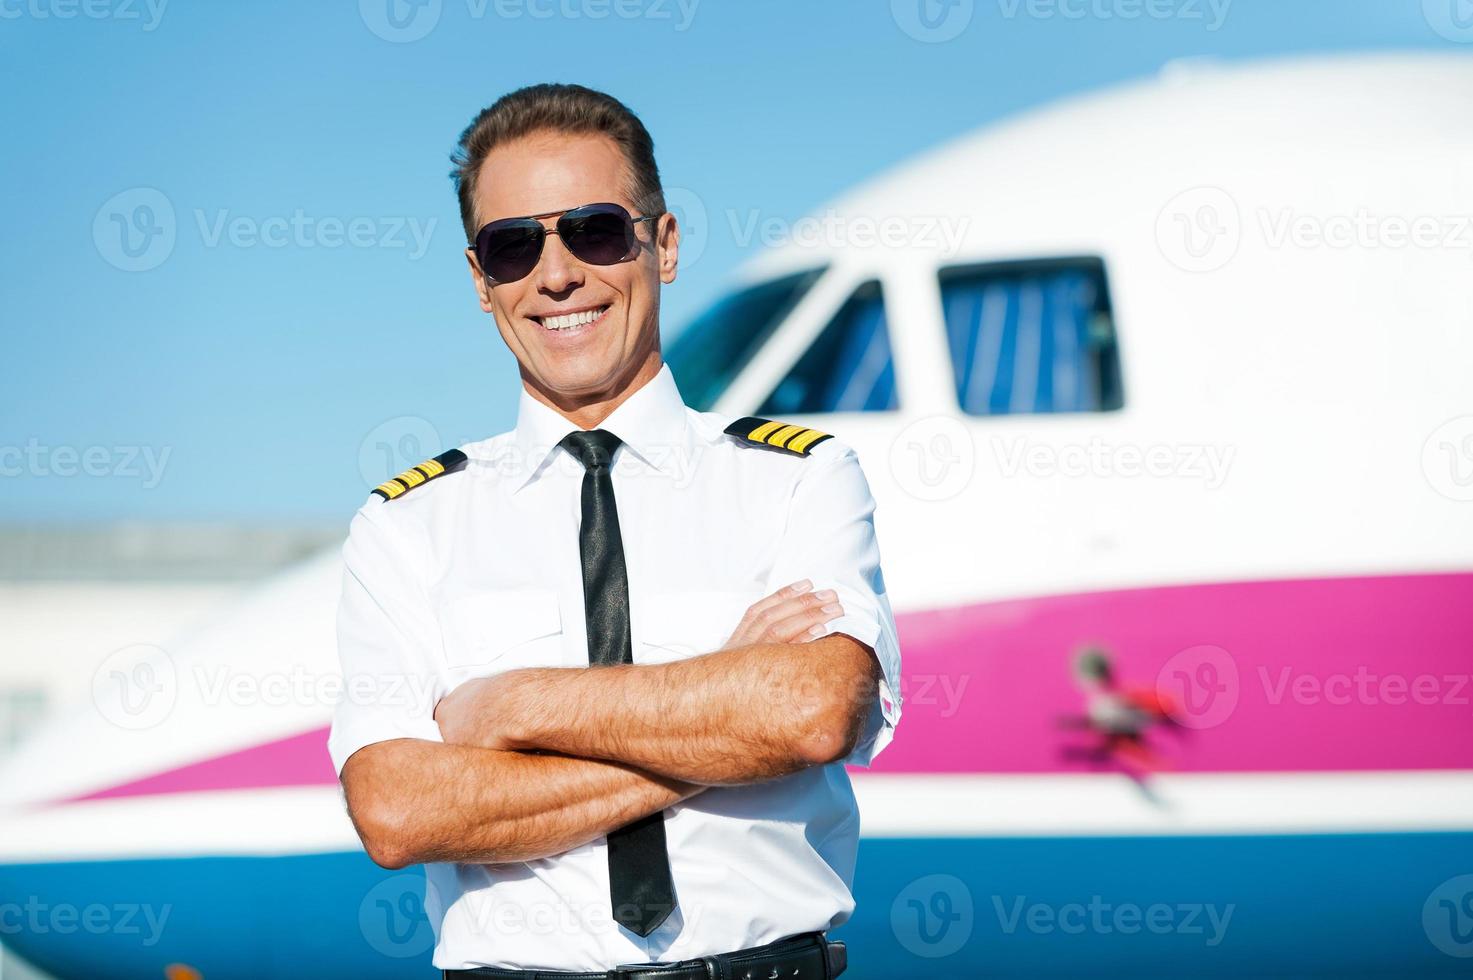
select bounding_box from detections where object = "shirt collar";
[509,361,690,492]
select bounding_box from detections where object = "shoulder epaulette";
[372,449,468,501]
[723,416,833,457]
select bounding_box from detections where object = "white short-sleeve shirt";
[328,361,903,972]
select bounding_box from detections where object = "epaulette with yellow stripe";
[723,416,834,457]
[371,449,468,501]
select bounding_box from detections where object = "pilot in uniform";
[328,360,903,978]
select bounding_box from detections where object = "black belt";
[443,930,846,980]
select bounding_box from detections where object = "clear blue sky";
[1,0,1457,522]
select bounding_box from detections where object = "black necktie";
[559,428,678,938]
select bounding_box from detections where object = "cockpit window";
[758,280,897,415]
[665,268,825,411]
[940,258,1123,415]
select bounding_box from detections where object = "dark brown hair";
[450,83,666,244]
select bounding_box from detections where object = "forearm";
[448,636,877,786]
[340,738,700,869]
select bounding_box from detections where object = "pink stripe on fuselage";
[70,728,335,803]
[875,571,1473,774]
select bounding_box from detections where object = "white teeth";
[541,306,608,331]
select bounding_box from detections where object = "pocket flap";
[639,590,764,662]
[444,590,562,667]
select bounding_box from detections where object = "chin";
[532,354,623,397]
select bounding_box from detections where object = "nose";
[532,225,585,295]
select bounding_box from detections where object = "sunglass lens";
[561,206,636,265]
[480,222,544,282]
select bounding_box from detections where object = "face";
[466,131,679,407]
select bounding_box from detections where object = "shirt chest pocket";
[441,590,564,672]
[638,590,765,666]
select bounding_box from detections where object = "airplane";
[2,51,1471,978]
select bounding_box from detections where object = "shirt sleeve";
[327,500,448,777]
[763,442,903,768]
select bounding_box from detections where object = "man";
[328,83,903,979]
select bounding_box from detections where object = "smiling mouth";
[533,305,611,332]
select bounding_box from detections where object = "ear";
[655,211,680,285]
[465,248,495,313]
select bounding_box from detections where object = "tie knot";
[560,428,623,471]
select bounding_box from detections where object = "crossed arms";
[340,583,882,870]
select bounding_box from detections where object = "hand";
[434,673,527,751]
[721,579,845,650]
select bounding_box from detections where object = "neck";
[522,349,664,430]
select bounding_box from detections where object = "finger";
[763,597,845,643]
[754,583,836,639]
[739,579,814,625]
[754,587,836,632]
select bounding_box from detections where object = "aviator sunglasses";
[471,202,659,284]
